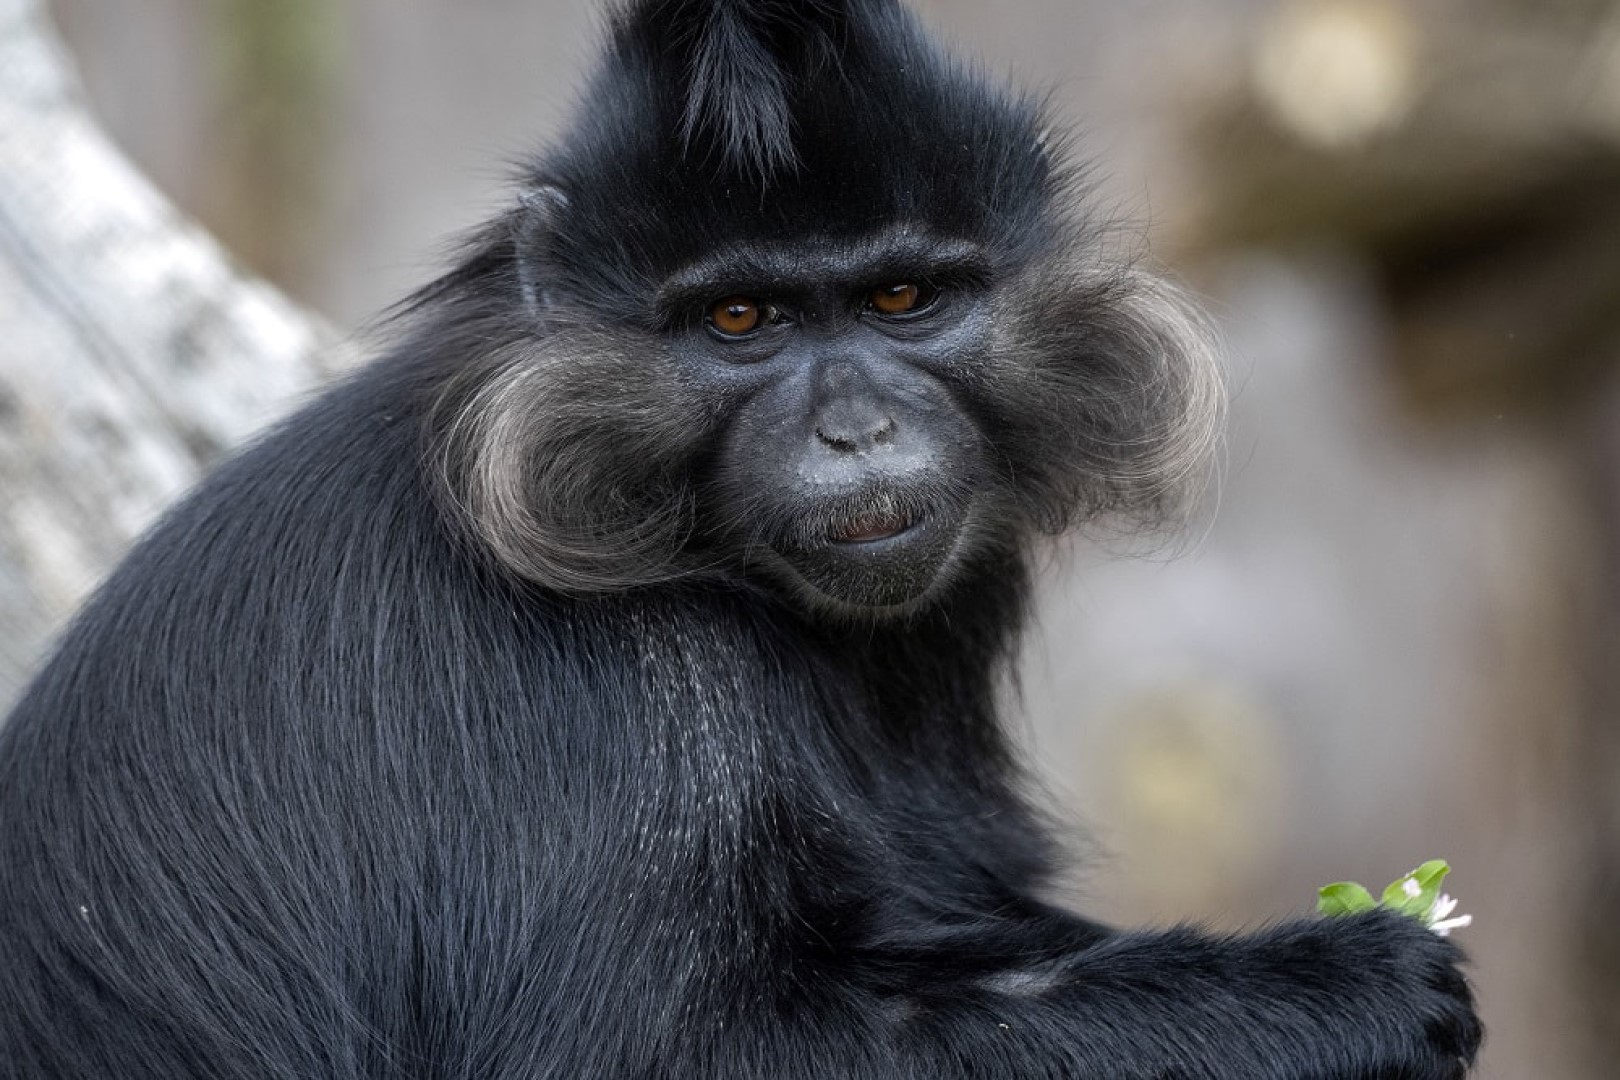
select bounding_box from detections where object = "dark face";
[663,228,1002,616]
[429,3,1216,613]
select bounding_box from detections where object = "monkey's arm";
[843,907,1479,1080]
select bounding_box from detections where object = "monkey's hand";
[1219,908,1479,1079]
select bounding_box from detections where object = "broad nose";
[810,362,897,454]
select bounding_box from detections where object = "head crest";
[615,0,882,177]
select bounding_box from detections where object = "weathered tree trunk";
[0,0,340,709]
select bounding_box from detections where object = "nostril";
[815,426,858,452]
[815,417,897,453]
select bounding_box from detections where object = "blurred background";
[4,0,1618,1074]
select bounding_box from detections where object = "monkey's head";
[429,0,1220,619]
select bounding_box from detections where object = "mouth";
[827,508,919,546]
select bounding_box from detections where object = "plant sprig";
[1317,859,1472,936]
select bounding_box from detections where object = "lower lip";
[829,518,920,546]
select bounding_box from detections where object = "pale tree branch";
[0,0,345,708]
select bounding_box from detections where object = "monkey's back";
[0,365,693,1077]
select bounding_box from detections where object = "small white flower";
[1428,893,1473,937]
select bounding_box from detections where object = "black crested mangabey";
[0,1,1481,1077]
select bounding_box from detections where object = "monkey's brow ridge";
[655,228,991,307]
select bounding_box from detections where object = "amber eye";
[708,297,763,337]
[869,283,930,316]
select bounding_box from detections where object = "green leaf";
[1381,860,1451,919]
[1317,881,1378,916]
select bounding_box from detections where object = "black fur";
[0,1,1479,1077]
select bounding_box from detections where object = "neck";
[787,545,1035,781]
